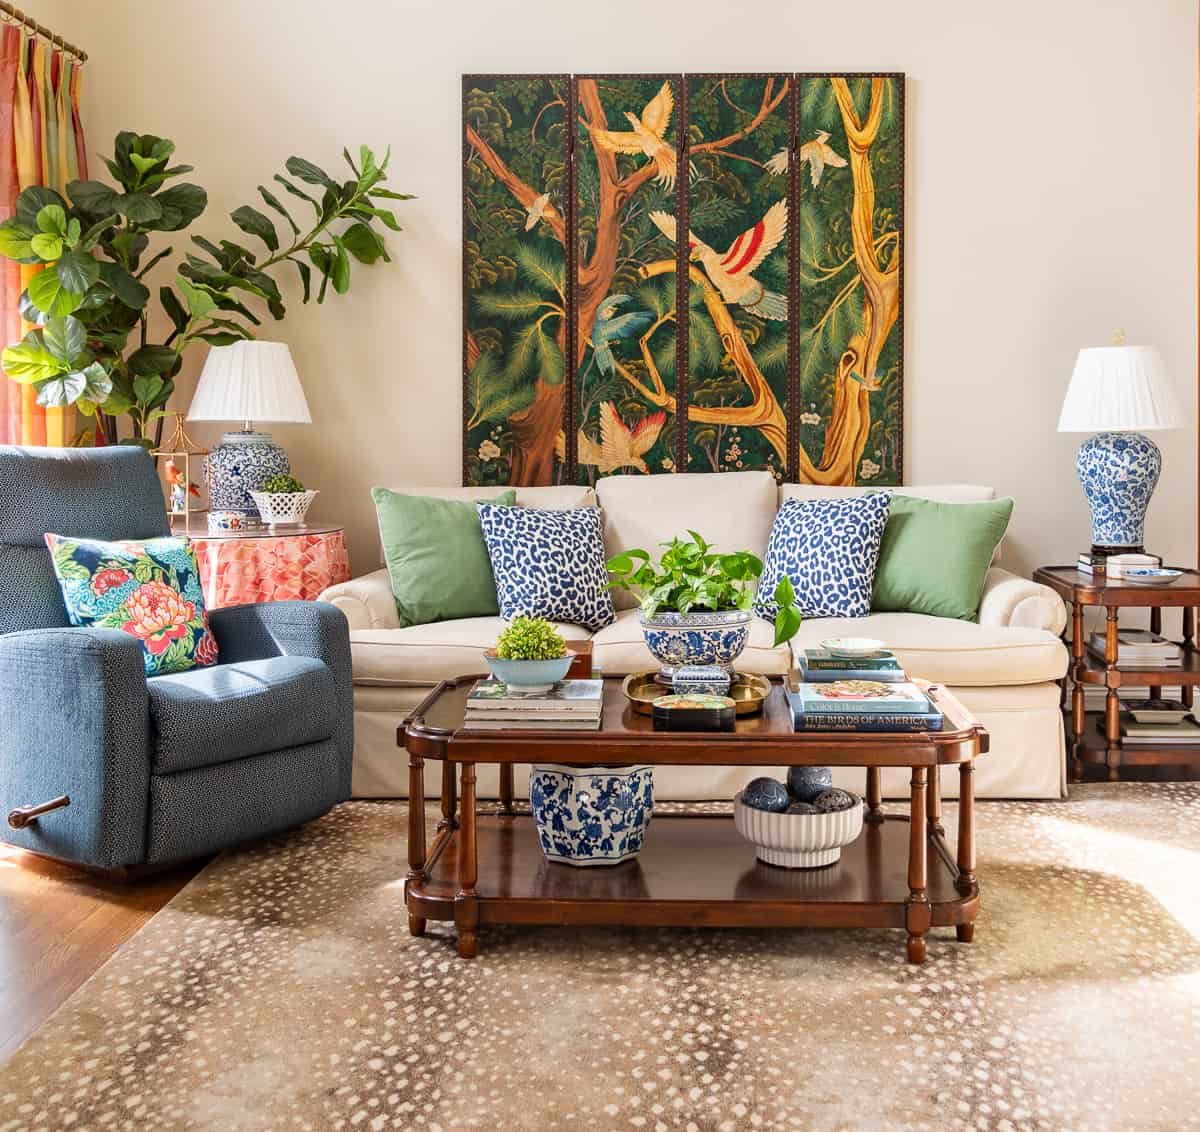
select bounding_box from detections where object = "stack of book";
[784,679,943,733]
[1078,551,1161,579]
[1086,629,1182,667]
[463,678,603,730]
[794,646,905,683]
[1120,700,1200,746]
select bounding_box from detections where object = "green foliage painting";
[575,76,680,482]
[683,75,790,476]
[795,76,902,485]
[464,76,569,487]
[463,74,903,488]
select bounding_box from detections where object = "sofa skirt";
[351,681,1066,801]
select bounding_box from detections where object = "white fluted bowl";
[250,489,318,525]
[733,792,864,868]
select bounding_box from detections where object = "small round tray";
[622,670,771,716]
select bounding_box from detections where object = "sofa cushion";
[596,470,778,609]
[756,494,891,619]
[791,613,1068,686]
[148,656,335,774]
[591,608,791,676]
[349,616,582,685]
[375,483,595,509]
[372,487,516,626]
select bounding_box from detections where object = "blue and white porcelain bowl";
[529,764,654,866]
[639,608,753,683]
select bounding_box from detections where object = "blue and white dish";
[1121,567,1183,585]
[529,763,654,866]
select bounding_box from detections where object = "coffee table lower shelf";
[406,812,978,963]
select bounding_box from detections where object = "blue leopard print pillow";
[755,494,892,620]
[478,504,616,631]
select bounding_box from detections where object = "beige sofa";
[320,471,1070,800]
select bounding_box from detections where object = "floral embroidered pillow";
[43,534,218,676]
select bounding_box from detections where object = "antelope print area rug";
[1,785,1198,1131]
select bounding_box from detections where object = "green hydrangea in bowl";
[485,617,575,695]
[250,474,319,526]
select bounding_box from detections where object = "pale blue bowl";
[484,651,574,694]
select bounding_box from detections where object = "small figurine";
[164,458,201,513]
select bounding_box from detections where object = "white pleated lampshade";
[187,341,312,424]
[1057,345,1181,433]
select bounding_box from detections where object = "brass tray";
[622,670,771,717]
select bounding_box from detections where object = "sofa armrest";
[977,567,1067,635]
[0,627,151,867]
[319,569,400,631]
[207,601,354,794]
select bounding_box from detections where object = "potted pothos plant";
[607,531,802,682]
[0,132,411,447]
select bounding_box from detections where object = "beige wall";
[29,0,1200,578]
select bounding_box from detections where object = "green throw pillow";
[870,495,1014,621]
[372,489,516,627]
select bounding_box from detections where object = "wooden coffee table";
[399,677,987,964]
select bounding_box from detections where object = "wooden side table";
[1033,566,1200,781]
[171,518,351,609]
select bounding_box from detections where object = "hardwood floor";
[0,846,203,1064]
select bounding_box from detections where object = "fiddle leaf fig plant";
[607,530,803,647]
[0,133,412,445]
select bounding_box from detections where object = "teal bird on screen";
[592,294,655,376]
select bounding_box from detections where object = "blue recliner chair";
[0,444,353,871]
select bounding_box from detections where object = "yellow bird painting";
[590,80,679,188]
[577,401,667,474]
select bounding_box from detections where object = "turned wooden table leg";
[1183,608,1195,710]
[905,766,930,964]
[438,760,458,831]
[1104,605,1121,781]
[455,761,479,958]
[407,750,427,937]
[927,765,943,836]
[499,763,515,815]
[1069,600,1085,782]
[865,766,883,823]
[956,760,977,942]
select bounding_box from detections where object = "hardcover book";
[466,679,603,712]
[784,686,941,731]
[790,680,934,715]
[797,648,905,683]
[462,716,603,731]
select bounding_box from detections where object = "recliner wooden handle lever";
[7,795,70,829]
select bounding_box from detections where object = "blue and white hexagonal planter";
[529,764,654,866]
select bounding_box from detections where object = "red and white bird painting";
[577,401,667,474]
[649,200,788,321]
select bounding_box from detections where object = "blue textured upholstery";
[148,656,336,774]
[0,444,353,869]
[0,445,169,635]
[0,627,151,866]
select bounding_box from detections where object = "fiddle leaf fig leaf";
[128,345,177,376]
[0,219,37,262]
[154,183,207,231]
[15,187,64,230]
[257,184,299,236]
[66,179,120,216]
[340,221,386,264]
[2,331,61,384]
[99,261,150,310]
[29,233,64,260]
[285,155,338,190]
[331,235,351,295]
[56,250,101,295]
[230,205,278,252]
[36,204,68,235]
[35,369,87,407]
[177,274,217,318]
[118,192,163,224]
[132,372,165,405]
[28,268,83,318]
[42,316,87,364]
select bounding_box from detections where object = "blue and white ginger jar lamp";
[1057,333,1181,554]
[186,341,312,520]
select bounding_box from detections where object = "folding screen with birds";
[462,73,904,488]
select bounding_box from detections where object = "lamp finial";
[1112,328,1127,346]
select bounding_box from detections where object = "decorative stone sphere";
[742,776,790,813]
[813,788,858,813]
[785,801,819,815]
[787,765,833,803]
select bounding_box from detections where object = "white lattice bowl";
[733,792,864,868]
[250,489,318,525]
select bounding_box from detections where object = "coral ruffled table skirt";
[176,522,351,609]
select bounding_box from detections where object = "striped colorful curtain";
[0,27,87,446]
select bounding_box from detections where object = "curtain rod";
[0,1,86,63]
